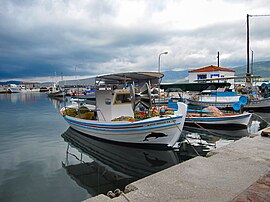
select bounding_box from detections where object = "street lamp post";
[158,51,168,107]
[158,52,168,73]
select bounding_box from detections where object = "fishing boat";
[187,85,270,111]
[60,72,188,149]
[7,84,21,93]
[70,89,96,104]
[19,82,41,93]
[168,99,252,129]
[47,83,65,98]
[243,97,270,111]
[185,110,252,129]
[187,90,241,109]
[184,76,270,111]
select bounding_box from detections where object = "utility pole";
[246,14,270,87]
[217,51,220,67]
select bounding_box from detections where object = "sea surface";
[0,93,269,202]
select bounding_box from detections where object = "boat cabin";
[96,88,134,121]
[93,72,163,121]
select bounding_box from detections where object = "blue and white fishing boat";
[187,89,270,111]
[185,112,252,129]
[60,72,187,149]
[187,91,241,109]
[168,98,252,129]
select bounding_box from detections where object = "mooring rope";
[169,116,201,156]
[189,120,221,137]
[252,113,270,126]
[107,189,131,201]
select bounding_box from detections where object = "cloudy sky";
[1,0,270,82]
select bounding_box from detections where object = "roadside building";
[188,65,235,85]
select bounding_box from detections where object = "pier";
[85,129,270,202]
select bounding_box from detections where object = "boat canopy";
[95,72,164,86]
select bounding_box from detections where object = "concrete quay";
[85,131,270,202]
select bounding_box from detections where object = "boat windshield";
[114,93,131,104]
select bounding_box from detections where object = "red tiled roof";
[188,65,235,73]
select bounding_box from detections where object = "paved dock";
[85,131,270,202]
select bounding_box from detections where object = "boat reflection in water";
[182,126,250,152]
[184,126,249,140]
[61,127,210,197]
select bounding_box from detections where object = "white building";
[188,65,235,85]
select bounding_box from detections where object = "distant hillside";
[162,70,188,83]
[0,80,53,86]
[0,80,22,86]
[233,61,270,78]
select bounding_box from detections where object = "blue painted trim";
[65,115,183,127]
[65,117,181,132]
[186,113,250,122]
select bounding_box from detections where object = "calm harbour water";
[0,93,269,202]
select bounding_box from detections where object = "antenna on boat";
[251,50,254,75]
[74,65,80,109]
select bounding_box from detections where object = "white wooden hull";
[198,96,240,103]
[187,99,237,108]
[244,98,270,111]
[7,87,21,93]
[185,113,252,128]
[20,88,40,93]
[62,114,186,148]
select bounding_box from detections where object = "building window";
[210,74,220,78]
[197,74,207,80]
[210,74,220,83]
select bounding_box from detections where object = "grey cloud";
[0,0,270,81]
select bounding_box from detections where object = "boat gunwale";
[186,113,252,122]
[63,113,183,127]
[67,119,181,133]
[186,113,252,120]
